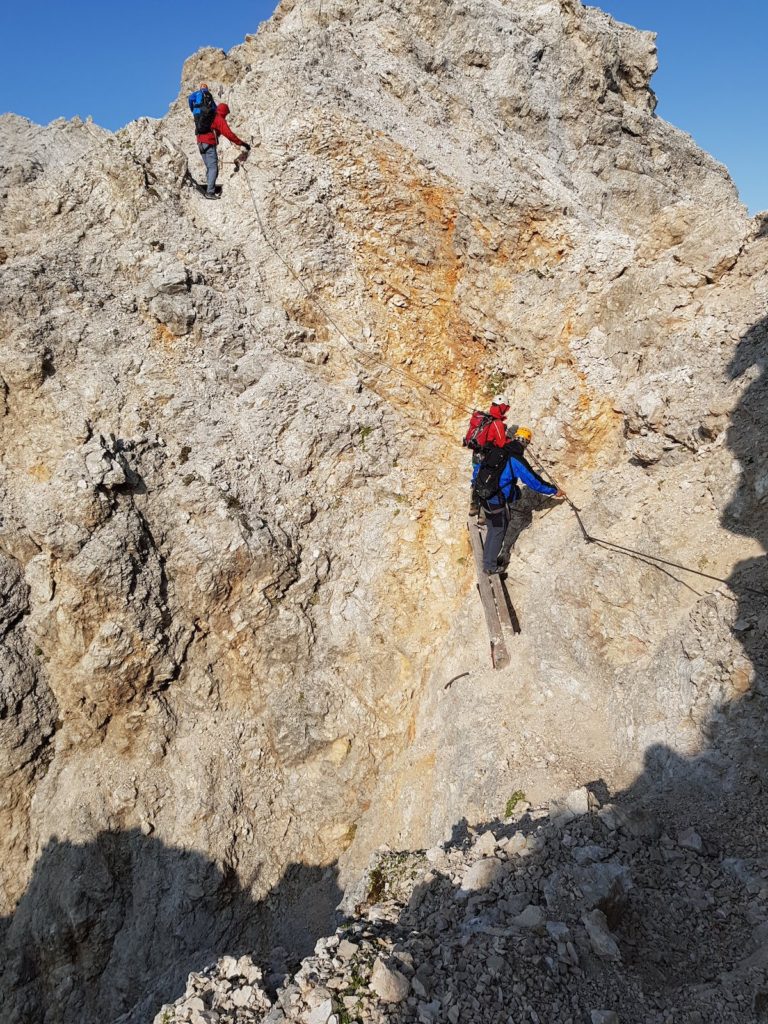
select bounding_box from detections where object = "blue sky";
[3,1,766,212]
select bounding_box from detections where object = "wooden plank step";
[467,518,510,670]
[488,572,520,636]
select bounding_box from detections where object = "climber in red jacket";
[482,396,510,449]
[466,396,511,516]
[196,100,250,200]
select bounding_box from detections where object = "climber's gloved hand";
[242,143,251,152]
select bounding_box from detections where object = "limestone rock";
[458,857,505,895]
[370,958,410,1003]
[575,861,632,922]
[0,0,766,1020]
[472,829,498,858]
[678,828,704,853]
[583,910,622,962]
[572,845,611,865]
[550,787,591,825]
[512,904,547,934]
[336,939,358,960]
[307,997,333,1024]
[507,832,528,855]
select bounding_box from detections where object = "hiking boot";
[204,192,220,200]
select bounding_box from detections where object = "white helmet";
[491,394,510,407]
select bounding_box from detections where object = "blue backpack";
[188,89,216,134]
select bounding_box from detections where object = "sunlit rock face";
[0,0,766,1020]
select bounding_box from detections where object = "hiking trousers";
[199,143,219,195]
[482,506,509,573]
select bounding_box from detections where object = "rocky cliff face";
[0,0,766,1021]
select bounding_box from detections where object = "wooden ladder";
[467,517,520,669]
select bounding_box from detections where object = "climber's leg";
[482,508,509,574]
[199,144,219,196]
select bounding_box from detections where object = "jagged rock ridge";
[0,0,766,1020]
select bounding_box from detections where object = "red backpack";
[462,410,494,451]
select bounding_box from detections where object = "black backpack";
[473,446,511,504]
[190,89,217,134]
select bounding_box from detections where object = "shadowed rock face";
[0,830,341,1024]
[0,0,766,1019]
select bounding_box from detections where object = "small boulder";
[305,988,332,1009]
[150,260,188,295]
[546,921,571,943]
[576,861,632,924]
[370,958,410,1004]
[458,857,504,895]
[572,845,610,865]
[550,787,590,825]
[591,1012,619,1024]
[190,1011,219,1024]
[678,827,703,853]
[597,805,620,830]
[219,956,239,979]
[307,998,334,1024]
[264,1010,287,1024]
[425,846,448,868]
[231,987,253,1008]
[337,938,359,960]
[627,434,668,466]
[513,904,547,934]
[486,954,505,975]
[507,831,527,855]
[583,910,622,962]
[411,976,428,998]
[611,803,661,839]
[473,830,498,858]
[525,834,546,854]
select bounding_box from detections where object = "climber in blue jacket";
[471,426,566,574]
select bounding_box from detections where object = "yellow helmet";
[514,426,533,444]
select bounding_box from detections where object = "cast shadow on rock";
[352,779,768,1022]
[579,310,768,1011]
[603,310,767,825]
[0,828,341,1024]
[496,490,561,570]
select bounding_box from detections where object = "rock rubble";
[155,786,768,1024]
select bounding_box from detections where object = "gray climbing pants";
[199,143,219,195]
[482,507,509,573]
